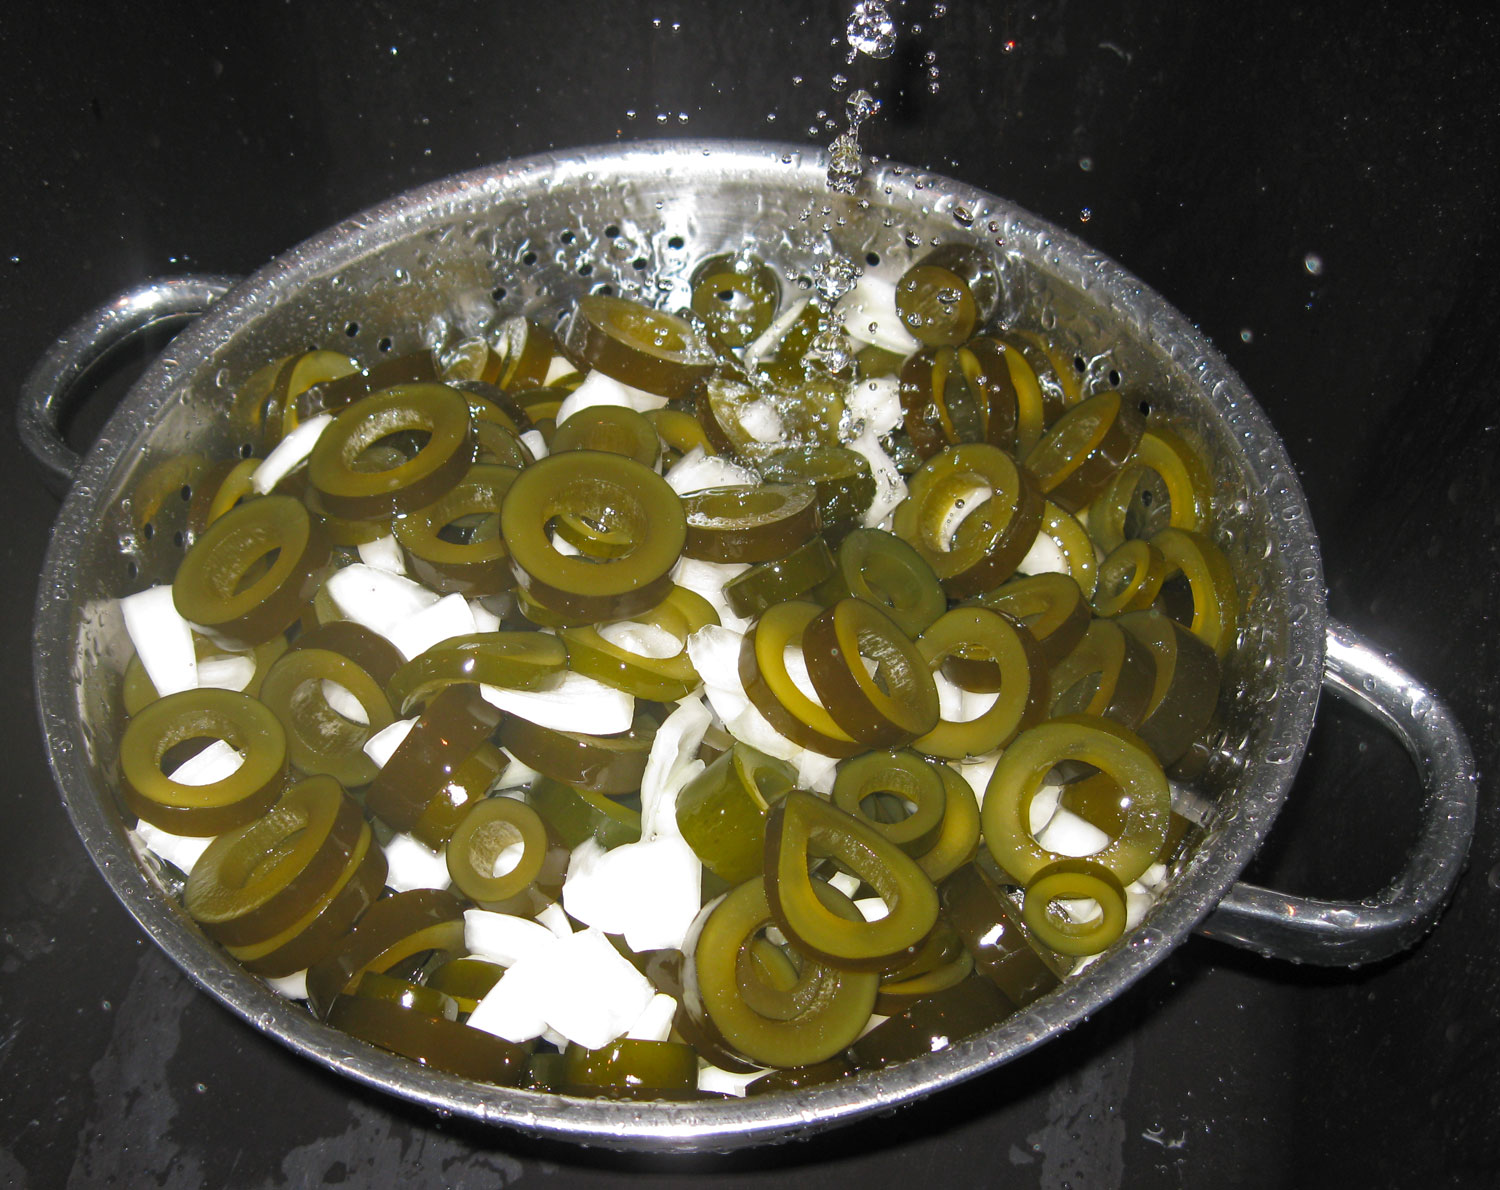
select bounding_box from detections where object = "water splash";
[826,88,881,194]
[811,255,861,303]
[846,0,898,59]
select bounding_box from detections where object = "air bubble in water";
[847,0,897,59]
[1303,253,1323,276]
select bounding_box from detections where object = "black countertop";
[2,4,1497,1186]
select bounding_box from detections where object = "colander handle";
[1197,619,1478,966]
[17,274,239,497]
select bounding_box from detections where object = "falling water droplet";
[847,0,898,59]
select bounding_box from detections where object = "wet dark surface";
[2,3,1497,1186]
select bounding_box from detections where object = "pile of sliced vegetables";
[117,235,1235,1100]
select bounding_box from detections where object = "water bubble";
[847,88,880,125]
[1080,207,1092,222]
[1079,156,1093,172]
[812,255,861,302]
[806,329,856,373]
[951,204,974,227]
[1240,328,1254,343]
[832,73,849,91]
[1303,253,1323,276]
[847,0,898,59]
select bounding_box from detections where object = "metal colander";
[23,141,1476,1152]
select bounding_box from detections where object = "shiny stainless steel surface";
[1200,621,1476,965]
[25,140,1476,1151]
[18,275,238,496]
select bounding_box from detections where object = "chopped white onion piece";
[170,738,245,786]
[466,960,550,1043]
[468,599,502,633]
[854,896,890,923]
[725,704,839,794]
[382,833,451,893]
[937,480,993,545]
[638,695,713,841]
[932,672,1000,723]
[846,421,908,529]
[480,670,634,735]
[492,749,543,791]
[264,970,309,1000]
[782,645,819,704]
[744,296,809,371]
[194,654,256,693]
[535,901,576,940]
[133,821,214,875]
[836,274,921,356]
[356,534,407,575]
[826,870,863,899]
[954,754,1002,807]
[464,909,558,968]
[1057,896,1104,925]
[845,375,903,438]
[473,926,656,1051]
[1125,882,1155,930]
[597,620,682,660]
[121,585,196,697]
[626,993,679,1043]
[562,835,702,953]
[697,1063,768,1098]
[663,447,760,496]
[519,428,549,459]
[555,367,669,424]
[320,679,369,725]
[1034,806,1111,858]
[543,354,578,385]
[386,592,478,662]
[737,399,784,444]
[1027,782,1064,835]
[1016,531,1070,577]
[492,841,526,878]
[686,624,838,794]
[542,928,657,1050]
[672,556,753,633]
[1138,862,1169,892]
[362,717,416,769]
[323,565,440,645]
[250,413,332,494]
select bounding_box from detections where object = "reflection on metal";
[1200,620,1478,965]
[18,275,236,496]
